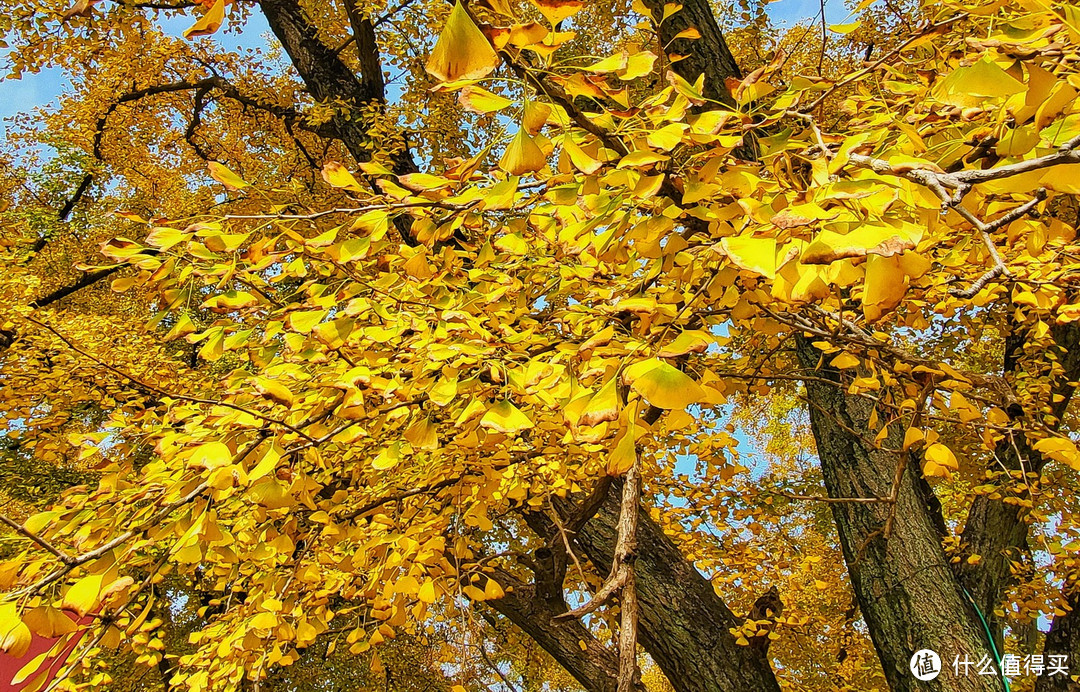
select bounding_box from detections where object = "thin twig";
[25,316,317,443]
[770,490,894,504]
[0,514,75,563]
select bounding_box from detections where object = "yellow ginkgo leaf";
[607,427,637,475]
[190,441,233,469]
[288,309,326,334]
[183,0,226,39]
[0,604,31,658]
[250,612,278,630]
[63,573,105,617]
[321,162,364,192]
[562,135,603,174]
[404,417,439,450]
[903,428,924,451]
[720,236,777,279]
[313,317,355,349]
[828,21,861,34]
[658,330,712,358]
[623,359,705,410]
[418,580,438,604]
[21,606,77,638]
[483,578,505,599]
[458,85,514,113]
[494,233,529,255]
[254,378,293,407]
[522,101,552,134]
[499,129,547,175]
[934,57,1026,107]
[829,352,860,370]
[579,376,620,427]
[11,651,49,686]
[531,0,584,26]
[430,376,459,406]
[480,400,534,434]
[372,442,403,471]
[862,255,907,323]
[923,443,959,478]
[207,161,248,191]
[425,2,500,83]
[1033,437,1080,470]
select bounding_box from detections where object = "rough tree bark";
[1038,589,1080,692]
[486,566,646,692]
[257,0,417,179]
[636,0,742,106]
[796,335,1004,692]
[564,483,782,692]
[956,321,1080,644]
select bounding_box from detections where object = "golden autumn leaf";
[480,400,534,434]
[862,255,907,322]
[1033,437,1080,470]
[190,441,233,469]
[255,377,294,407]
[623,359,706,410]
[418,580,438,603]
[657,330,712,358]
[207,161,249,191]
[579,376,620,426]
[372,442,403,470]
[63,573,105,617]
[923,443,959,478]
[607,427,637,475]
[499,129,547,175]
[458,85,514,113]
[425,2,500,83]
[720,237,777,278]
[531,0,585,26]
[183,0,226,38]
[933,57,1026,107]
[801,226,920,265]
[0,604,31,658]
[21,606,78,638]
[561,135,603,174]
[321,162,364,192]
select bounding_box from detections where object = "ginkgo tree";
[3,0,1080,690]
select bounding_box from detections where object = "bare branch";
[0,513,75,564]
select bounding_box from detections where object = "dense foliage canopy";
[2,0,1080,690]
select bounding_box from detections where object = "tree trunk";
[636,0,742,106]
[956,322,1080,644]
[567,483,782,692]
[487,567,643,692]
[1037,591,1080,691]
[796,335,1004,692]
[256,0,417,177]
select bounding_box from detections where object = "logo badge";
[910,649,942,681]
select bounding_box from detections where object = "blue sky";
[0,0,846,131]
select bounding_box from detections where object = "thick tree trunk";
[257,0,375,161]
[256,0,417,177]
[1037,591,1080,691]
[567,483,782,692]
[956,322,1080,644]
[796,335,1004,692]
[636,0,741,106]
[487,567,643,692]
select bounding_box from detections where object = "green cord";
[962,586,1012,692]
